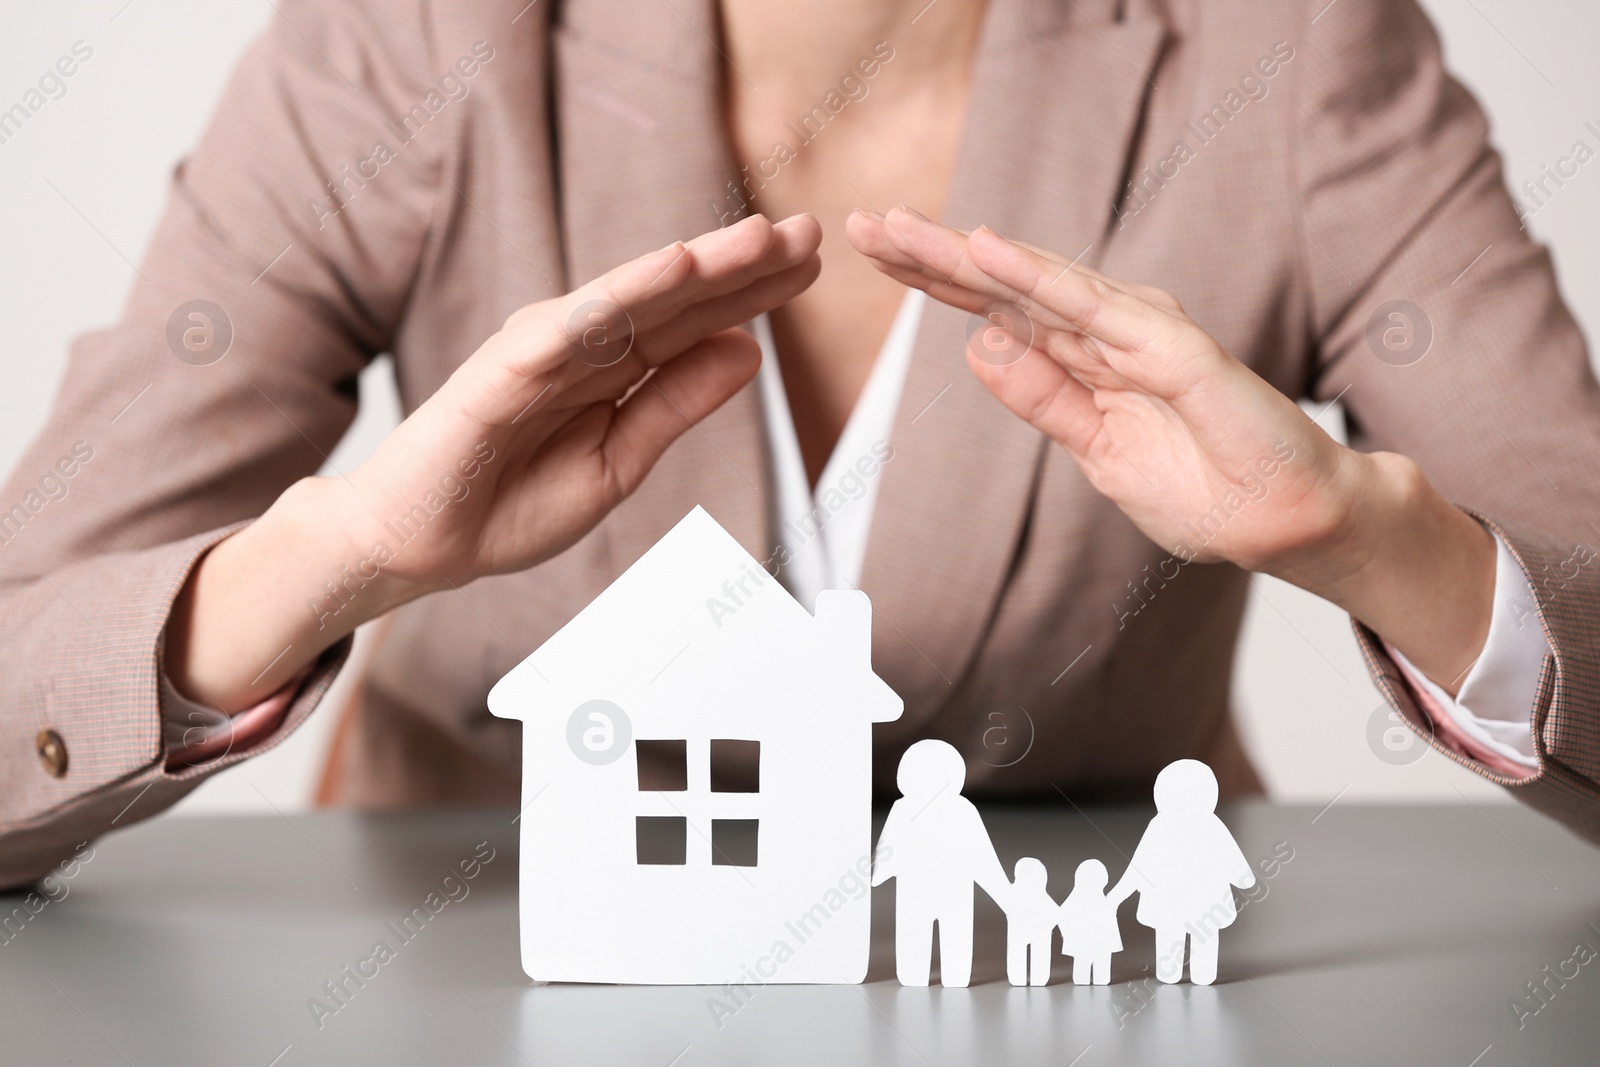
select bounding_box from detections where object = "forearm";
[1265,449,1495,698]
[163,476,422,711]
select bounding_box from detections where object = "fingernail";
[856,209,885,221]
[896,205,930,221]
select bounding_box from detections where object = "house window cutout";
[710,739,760,793]
[636,816,687,865]
[636,739,687,791]
[711,819,759,867]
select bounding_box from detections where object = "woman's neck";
[717,0,987,107]
[713,0,989,486]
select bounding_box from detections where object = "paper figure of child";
[1058,858,1123,985]
[1107,759,1256,985]
[872,739,1010,987]
[1003,857,1059,986]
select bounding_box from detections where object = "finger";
[997,236,1178,310]
[851,207,1168,307]
[874,265,996,317]
[679,212,823,299]
[460,213,817,430]
[511,249,820,425]
[851,206,1190,319]
[968,340,1105,458]
[875,206,983,292]
[845,208,955,279]
[495,253,822,443]
[859,212,1194,400]
[963,227,1209,395]
[847,210,1037,317]
[850,209,1153,391]
[854,206,1181,344]
[562,212,821,350]
[850,209,1144,396]
[633,254,822,364]
[491,213,820,383]
[869,209,1121,358]
[599,328,763,499]
[855,206,1097,307]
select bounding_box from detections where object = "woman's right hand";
[166,213,823,711]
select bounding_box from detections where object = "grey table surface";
[3,802,1598,1066]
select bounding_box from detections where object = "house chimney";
[815,589,873,668]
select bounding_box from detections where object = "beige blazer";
[5,0,1600,887]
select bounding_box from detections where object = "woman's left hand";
[847,206,1496,692]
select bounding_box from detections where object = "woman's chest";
[725,83,970,480]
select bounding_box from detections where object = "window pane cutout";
[710,739,759,792]
[636,816,687,865]
[636,739,687,791]
[711,819,759,867]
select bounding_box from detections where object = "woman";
[1108,760,1257,985]
[4,0,1599,888]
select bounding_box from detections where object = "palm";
[471,413,634,573]
[1067,375,1340,567]
[463,365,743,575]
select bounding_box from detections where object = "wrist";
[1264,449,1412,599]
[275,476,438,627]
[1249,445,1386,597]
[166,475,421,711]
[1270,449,1495,693]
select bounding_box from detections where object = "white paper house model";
[488,506,904,984]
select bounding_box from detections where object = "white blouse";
[752,289,926,609]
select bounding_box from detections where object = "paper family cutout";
[490,507,1254,987]
[876,742,1256,987]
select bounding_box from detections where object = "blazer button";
[36,729,68,778]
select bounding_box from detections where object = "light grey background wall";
[2,0,1593,813]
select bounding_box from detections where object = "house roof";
[487,506,903,725]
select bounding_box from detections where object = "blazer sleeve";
[0,0,450,887]
[1290,0,1600,842]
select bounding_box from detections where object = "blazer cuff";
[1352,616,1551,788]
[1352,507,1600,842]
[0,523,351,887]
[1379,529,1546,777]
[6,522,248,824]
[160,666,312,770]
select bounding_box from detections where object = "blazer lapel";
[859,0,1168,723]
[551,0,772,566]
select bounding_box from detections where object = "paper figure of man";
[872,739,1009,987]
[1108,759,1256,985]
